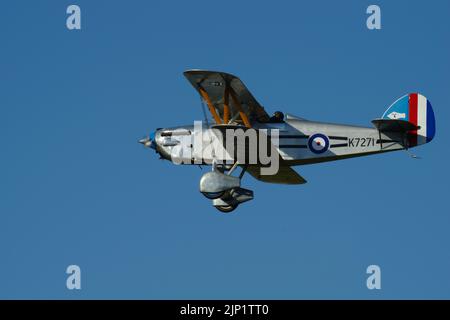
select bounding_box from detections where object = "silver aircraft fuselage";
[152,114,405,166]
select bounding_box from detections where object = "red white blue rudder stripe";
[382,93,435,146]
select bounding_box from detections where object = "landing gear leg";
[239,164,248,180]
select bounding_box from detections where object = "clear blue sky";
[1,0,449,299]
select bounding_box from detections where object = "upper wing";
[184,70,270,127]
[246,166,307,185]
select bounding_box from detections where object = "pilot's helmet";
[273,111,284,121]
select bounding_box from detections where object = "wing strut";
[229,88,251,128]
[223,85,230,124]
[200,96,210,126]
[199,85,222,124]
[199,82,251,128]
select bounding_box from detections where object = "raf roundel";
[308,133,330,154]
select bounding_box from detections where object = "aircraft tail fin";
[372,93,435,147]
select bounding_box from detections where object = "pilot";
[269,111,285,123]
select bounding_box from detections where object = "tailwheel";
[215,204,238,213]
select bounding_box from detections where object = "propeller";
[138,136,150,146]
[138,131,156,150]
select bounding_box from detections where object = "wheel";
[202,191,225,200]
[215,204,238,213]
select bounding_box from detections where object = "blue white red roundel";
[308,133,329,154]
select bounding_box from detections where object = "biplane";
[140,70,435,213]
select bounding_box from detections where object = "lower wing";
[246,166,307,185]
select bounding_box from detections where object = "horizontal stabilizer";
[246,166,307,185]
[371,119,418,132]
